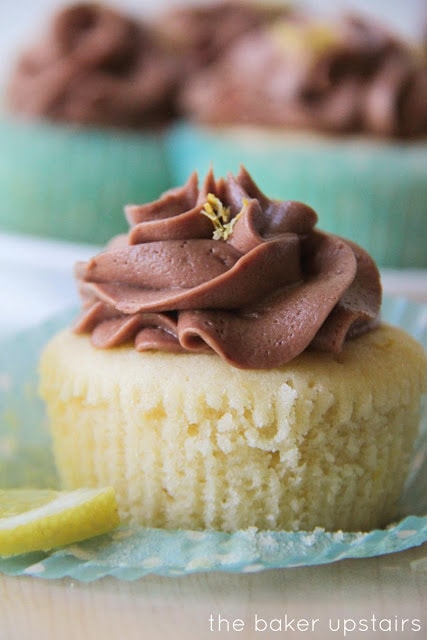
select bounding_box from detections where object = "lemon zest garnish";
[201,193,244,240]
[270,21,340,56]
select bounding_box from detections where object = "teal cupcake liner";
[2,116,425,264]
[0,114,172,245]
[167,123,427,269]
[0,296,426,581]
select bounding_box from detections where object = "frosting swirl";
[180,14,427,138]
[7,3,179,127]
[74,167,382,369]
[154,0,292,74]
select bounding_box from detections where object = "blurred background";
[0,0,426,336]
[0,0,426,84]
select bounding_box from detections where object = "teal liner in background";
[0,114,172,245]
[0,296,425,581]
[2,115,426,269]
[167,123,427,269]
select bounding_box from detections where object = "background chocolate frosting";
[153,0,292,74]
[7,2,179,127]
[6,3,426,137]
[180,13,427,138]
[74,167,382,369]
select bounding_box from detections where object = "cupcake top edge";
[73,166,382,370]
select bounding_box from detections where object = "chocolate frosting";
[180,14,427,138]
[74,167,382,369]
[6,3,179,127]
[154,0,291,74]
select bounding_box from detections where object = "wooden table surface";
[0,234,426,640]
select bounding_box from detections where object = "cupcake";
[39,167,427,532]
[0,2,177,244]
[153,0,292,74]
[170,12,427,268]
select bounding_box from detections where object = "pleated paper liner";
[0,113,172,245]
[3,114,425,263]
[0,296,425,580]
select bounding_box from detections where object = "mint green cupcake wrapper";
[0,296,426,581]
[0,115,171,245]
[2,116,425,265]
[167,123,427,269]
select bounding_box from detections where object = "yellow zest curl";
[201,194,244,240]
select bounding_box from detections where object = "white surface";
[0,232,426,340]
[0,232,99,338]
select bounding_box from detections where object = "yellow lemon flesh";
[0,487,120,556]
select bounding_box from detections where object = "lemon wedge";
[0,487,120,556]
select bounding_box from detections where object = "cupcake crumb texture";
[39,323,427,532]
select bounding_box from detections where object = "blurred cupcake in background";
[2,0,426,265]
[170,9,427,268]
[1,2,179,245]
[153,0,293,74]
[180,13,426,136]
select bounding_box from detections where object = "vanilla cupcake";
[1,2,177,244]
[39,167,427,532]
[171,12,427,267]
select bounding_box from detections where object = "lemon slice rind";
[0,487,120,556]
